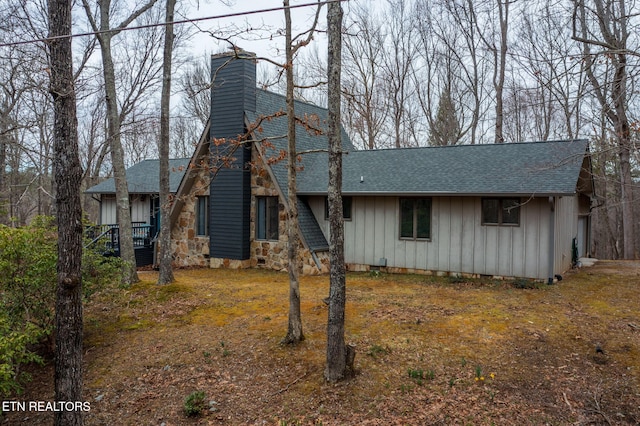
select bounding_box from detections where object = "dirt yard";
[4,260,640,425]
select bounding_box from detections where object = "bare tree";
[81,0,159,284]
[325,0,353,382]
[0,0,57,224]
[179,56,212,126]
[281,0,304,344]
[513,2,587,141]
[444,0,488,145]
[281,0,321,345]
[47,0,84,424]
[380,0,419,148]
[157,0,177,285]
[473,0,512,143]
[573,0,637,259]
[341,2,388,149]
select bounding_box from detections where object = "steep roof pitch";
[246,89,355,253]
[246,89,354,198]
[85,158,190,194]
[297,139,590,197]
[247,91,589,198]
[169,122,211,225]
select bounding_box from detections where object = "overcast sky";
[182,0,358,61]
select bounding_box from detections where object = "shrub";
[183,390,206,417]
[0,312,43,397]
[0,217,123,395]
[0,218,58,336]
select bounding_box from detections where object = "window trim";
[256,196,280,241]
[481,197,521,226]
[399,197,432,241]
[195,195,209,236]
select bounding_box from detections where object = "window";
[399,198,431,239]
[482,198,520,225]
[324,196,353,220]
[196,196,209,236]
[256,196,279,240]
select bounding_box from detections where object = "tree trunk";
[573,0,636,259]
[47,0,84,423]
[494,0,508,144]
[157,0,176,285]
[81,0,158,284]
[282,0,304,345]
[325,1,351,382]
[611,50,635,259]
[98,34,139,285]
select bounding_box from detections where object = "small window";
[482,198,520,225]
[256,196,279,240]
[399,198,431,240]
[324,196,352,220]
[196,196,209,236]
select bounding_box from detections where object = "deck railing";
[85,222,154,254]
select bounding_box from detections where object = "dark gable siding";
[209,52,256,260]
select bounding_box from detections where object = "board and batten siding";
[553,195,579,277]
[100,196,117,225]
[308,195,556,280]
[99,195,150,225]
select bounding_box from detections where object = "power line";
[0,0,348,48]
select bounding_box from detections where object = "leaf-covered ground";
[5,260,640,425]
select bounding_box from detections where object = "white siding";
[100,196,116,225]
[99,194,150,225]
[131,195,150,223]
[309,195,559,280]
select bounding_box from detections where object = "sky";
[181,0,355,63]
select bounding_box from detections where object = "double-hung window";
[482,198,520,226]
[256,196,279,240]
[399,198,431,240]
[196,196,209,236]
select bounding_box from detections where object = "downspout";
[548,196,555,284]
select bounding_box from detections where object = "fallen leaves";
[6,261,640,425]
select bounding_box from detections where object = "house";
[89,50,594,281]
[85,158,190,266]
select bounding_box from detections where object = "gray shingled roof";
[85,158,190,194]
[246,89,356,253]
[246,89,354,199]
[246,90,589,252]
[298,199,329,252]
[297,139,589,197]
[247,91,588,198]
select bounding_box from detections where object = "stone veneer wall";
[171,168,210,267]
[213,146,330,275]
[173,147,330,274]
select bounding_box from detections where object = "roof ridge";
[347,139,587,154]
